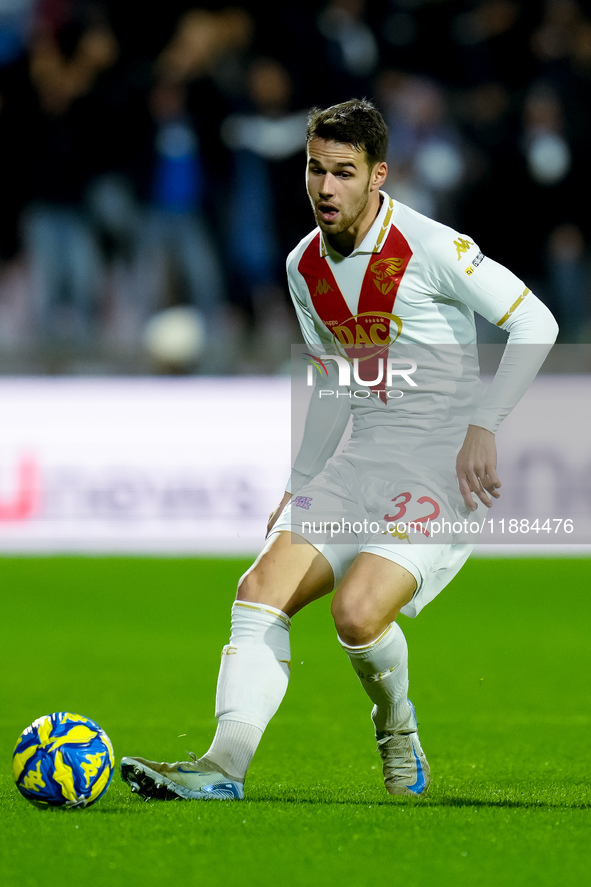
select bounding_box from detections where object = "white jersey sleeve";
[425,228,528,325]
[470,295,558,431]
[287,361,351,493]
[286,241,329,350]
[286,243,352,493]
[423,227,559,431]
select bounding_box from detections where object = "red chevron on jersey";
[297,225,413,400]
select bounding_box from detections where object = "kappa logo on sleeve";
[465,251,485,275]
[453,237,473,260]
[292,496,313,510]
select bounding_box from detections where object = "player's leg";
[236,527,336,615]
[193,531,334,780]
[331,553,416,645]
[121,530,335,800]
[332,552,430,797]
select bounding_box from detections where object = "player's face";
[306,138,387,252]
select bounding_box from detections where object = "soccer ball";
[12,712,115,809]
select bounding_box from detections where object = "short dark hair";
[306,98,389,166]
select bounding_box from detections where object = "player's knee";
[331,595,383,646]
[236,565,265,603]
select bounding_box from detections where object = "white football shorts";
[270,452,484,618]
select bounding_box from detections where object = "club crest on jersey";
[370,256,405,295]
[314,278,333,297]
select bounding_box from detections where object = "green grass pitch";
[1,555,590,886]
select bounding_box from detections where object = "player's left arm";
[458,278,558,510]
[456,424,500,512]
[431,237,559,510]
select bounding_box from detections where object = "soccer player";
[121,99,558,801]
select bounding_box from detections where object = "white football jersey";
[287,191,528,350]
[286,192,557,492]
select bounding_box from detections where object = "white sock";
[339,622,413,735]
[199,601,291,781]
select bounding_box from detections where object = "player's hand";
[456,424,501,511]
[266,491,292,536]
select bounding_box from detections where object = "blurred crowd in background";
[0,0,590,374]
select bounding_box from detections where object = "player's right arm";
[266,356,350,534]
[267,247,352,532]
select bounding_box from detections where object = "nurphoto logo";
[304,353,417,399]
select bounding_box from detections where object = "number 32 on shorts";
[384,491,441,537]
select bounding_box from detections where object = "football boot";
[120,754,244,800]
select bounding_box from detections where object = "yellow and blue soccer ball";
[12,712,114,809]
